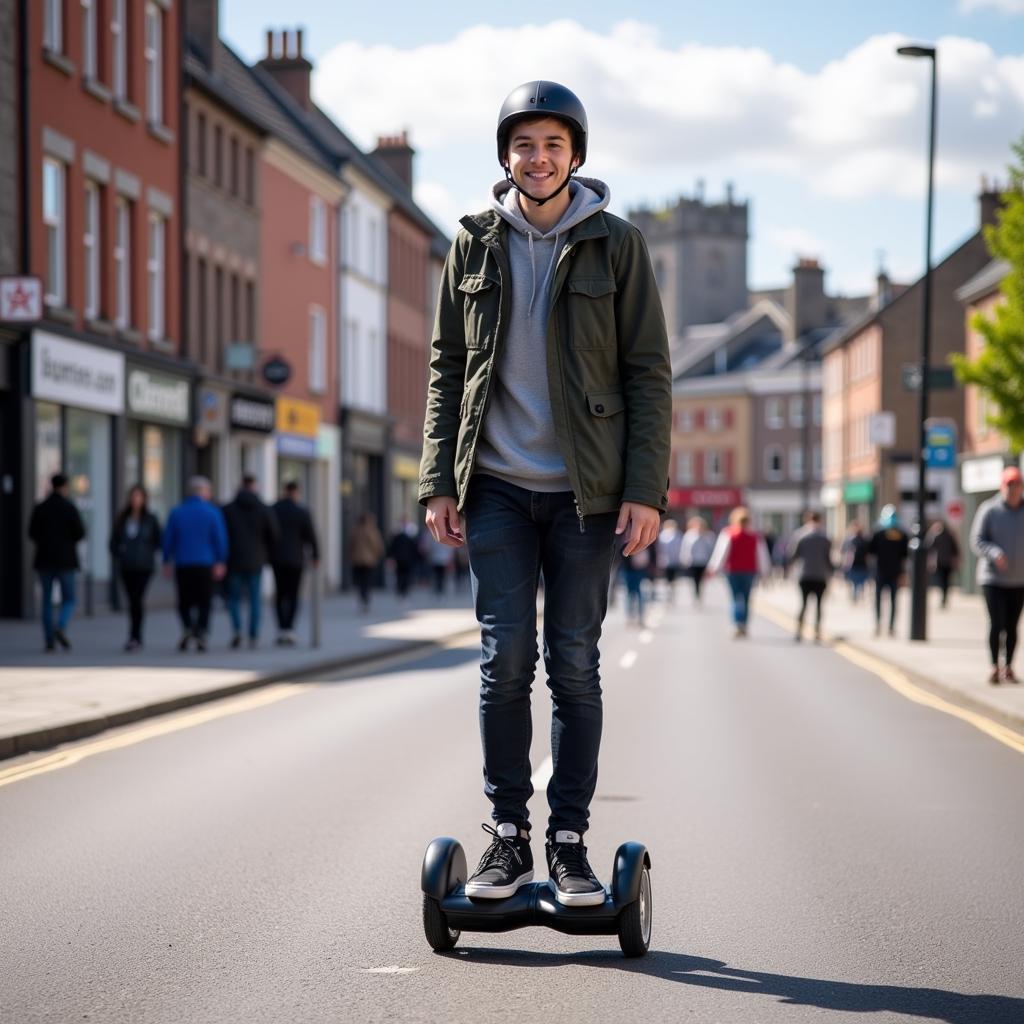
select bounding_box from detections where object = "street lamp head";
[897,44,936,59]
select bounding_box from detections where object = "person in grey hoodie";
[788,510,834,643]
[421,82,671,911]
[970,466,1024,684]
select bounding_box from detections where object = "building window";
[245,147,255,204]
[230,273,239,341]
[214,266,224,356]
[230,136,239,197]
[213,124,223,187]
[43,158,66,306]
[145,2,163,124]
[196,111,207,176]
[114,197,131,328]
[84,181,101,319]
[309,196,327,265]
[368,217,378,279]
[706,406,723,432]
[813,444,822,480]
[789,444,805,481]
[44,0,63,52]
[197,257,208,363]
[765,397,784,429]
[677,408,694,433]
[309,305,326,393]
[82,0,97,79]
[111,0,127,99]
[812,394,822,427]
[764,444,784,482]
[246,280,255,343]
[790,396,805,428]
[676,451,694,485]
[705,450,724,484]
[146,213,165,341]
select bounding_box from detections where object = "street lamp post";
[898,43,937,643]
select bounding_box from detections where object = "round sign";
[262,357,292,387]
[946,499,964,522]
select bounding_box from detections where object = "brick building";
[6,0,183,617]
[820,191,999,540]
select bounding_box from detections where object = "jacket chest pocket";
[458,273,499,350]
[567,277,617,350]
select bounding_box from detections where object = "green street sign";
[902,365,957,392]
[843,479,875,504]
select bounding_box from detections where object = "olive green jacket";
[418,207,672,516]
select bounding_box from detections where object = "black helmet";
[496,81,588,167]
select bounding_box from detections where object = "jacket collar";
[460,207,609,248]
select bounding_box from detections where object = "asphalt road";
[2,581,1023,1024]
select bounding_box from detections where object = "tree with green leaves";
[952,137,1024,454]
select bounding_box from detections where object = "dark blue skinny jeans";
[464,474,619,839]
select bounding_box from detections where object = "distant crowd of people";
[27,471,474,654]
[609,464,1024,685]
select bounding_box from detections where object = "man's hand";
[212,562,226,581]
[996,554,1009,571]
[616,502,660,557]
[162,563,172,579]
[425,496,465,548]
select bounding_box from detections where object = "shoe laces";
[549,839,593,882]
[474,823,523,874]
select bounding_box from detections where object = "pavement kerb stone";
[754,599,1024,740]
[0,626,481,762]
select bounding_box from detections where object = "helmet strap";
[503,163,576,208]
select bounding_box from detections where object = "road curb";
[754,600,1024,740]
[0,627,480,762]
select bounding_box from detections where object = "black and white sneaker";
[464,823,533,899]
[546,830,606,907]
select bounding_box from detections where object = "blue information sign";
[924,422,957,469]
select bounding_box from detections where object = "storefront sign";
[276,396,320,438]
[1,276,42,322]
[31,330,124,414]
[126,367,190,426]
[263,357,292,386]
[669,488,743,508]
[961,455,1005,494]
[277,434,317,458]
[198,386,228,434]
[229,393,275,433]
[843,479,875,504]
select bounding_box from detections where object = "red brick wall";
[30,0,181,348]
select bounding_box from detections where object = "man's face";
[506,117,577,199]
[1003,479,1022,505]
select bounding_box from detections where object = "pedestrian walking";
[969,466,1024,685]
[868,504,909,637]
[349,511,385,613]
[387,519,420,600]
[925,519,960,609]
[788,510,834,643]
[27,472,85,652]
[841,521,870,602]
[162,476,228,652]
[707,507,772,638]
[421,528,455,598]
[420,81,671,904]
[656,518,684,604]
[222,474,279,649]
[680,515,715,605]
[621,546,650,627]
[109,485,162,651]
[271,480,319,646]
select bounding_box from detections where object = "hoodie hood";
[488,177,610,316]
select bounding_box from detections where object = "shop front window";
[65,407,112,583]
[126,422,182,522]
[35,402,62,499]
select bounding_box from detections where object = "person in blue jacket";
[162,476,228,652]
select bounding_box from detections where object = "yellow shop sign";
[276,396,320,438]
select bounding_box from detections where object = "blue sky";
[221,1,1024,298]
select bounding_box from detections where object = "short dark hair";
[283,480,300,494]
[51,472,68,490]
[242,473,258,488]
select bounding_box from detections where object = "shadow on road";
[444,948,1023,1023]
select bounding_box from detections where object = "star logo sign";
[8,283,32,314]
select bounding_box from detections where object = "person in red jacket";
[708,506,772,638]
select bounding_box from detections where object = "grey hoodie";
[474,177,611,492]
[970,494,1024,586]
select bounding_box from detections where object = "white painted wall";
[339,187,388,414]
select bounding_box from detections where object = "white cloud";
[311,22,1023,212]
[959,0,1024,14]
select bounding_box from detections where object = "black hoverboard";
[420,836,653,957]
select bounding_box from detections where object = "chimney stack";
[372,131,416,191]
[979,175,1002,229]
[785,257,827,346]
[186,0,220,69]
[257,26,313,111]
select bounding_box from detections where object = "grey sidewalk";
[0,586,478,759]
[752,576,1024,733]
